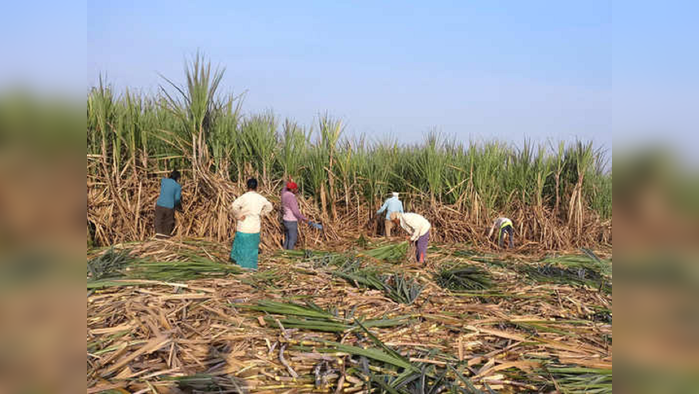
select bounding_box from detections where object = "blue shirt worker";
[155,170,182,238]
[376,192,404,238]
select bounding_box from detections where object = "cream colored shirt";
[399,212,431,241]
[231,191,273,234]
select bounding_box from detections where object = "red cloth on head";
[286,181,298,190]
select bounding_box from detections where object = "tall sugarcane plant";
[159,52,225,178]
[88,54,612,247]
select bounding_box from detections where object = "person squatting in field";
[154,170,182,238]
[390,211,431,263]
[376,192,404,238]
[488,217,514,249]
[230,178,273,270]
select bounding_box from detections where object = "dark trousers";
[499,225,514,249]
[415,230,429,263]
[154,204,175,237]
[283,220,298,250]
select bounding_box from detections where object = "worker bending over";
[488,217,514,249]
[376,192,404,238]
[390,211,431,263]
[230,178,273,270]
[154,169,182,239]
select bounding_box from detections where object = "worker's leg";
[283,220,296,250]
[385,220,392,238]
[506,226,514,248]
[498,228,504,249]
[287,221,298,250]
[164,207,175,235]
[154,204,164,236]
[416,231,429,263]
[282,221,290,249]
[155,204,174,238]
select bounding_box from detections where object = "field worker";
[488,217,514,249]
[154,169,182,239]
[281,181,309,250]
[230,178,273,269]
[390,211,431,264]
[376,192,404,238]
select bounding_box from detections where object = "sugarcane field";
[87,56,612,394]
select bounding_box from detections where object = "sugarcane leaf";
[371,374,403,394]
[354,319,417,371]
[318,341,414,371]
[449,365,483,394]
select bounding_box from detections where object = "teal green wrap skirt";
[230,231,261,270]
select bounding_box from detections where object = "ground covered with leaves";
[87,238,612,393]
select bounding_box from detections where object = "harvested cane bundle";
[434,263,493,291]
[335,256,366,273]
[239,300,334,319]
[238,300,412,332]
[537,364,612,394]
[542,249,612,277]
[125,258,243,281]
[334,269,424,305]
[383,273,424,305]
[334,268,386,290]
[90,238,233,264]
[87,248,242,287]
[523,263,611,293]
[362,241,409,262]
[518,250,612,292]
[276,248,349,267]
[87,248,135,280]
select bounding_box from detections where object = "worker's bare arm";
[410,228,420,242]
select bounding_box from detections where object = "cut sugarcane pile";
[87,238,243,288]
[87,238,612,393]
[433,263,494,291]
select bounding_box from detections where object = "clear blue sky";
[612,0,699,161]
[0,1,695,157]
[87,1,614,149]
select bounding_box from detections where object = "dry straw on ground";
[87,238,612,393]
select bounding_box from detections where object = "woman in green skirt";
[230,178,273,269]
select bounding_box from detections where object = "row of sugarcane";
[87,55,612,247]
